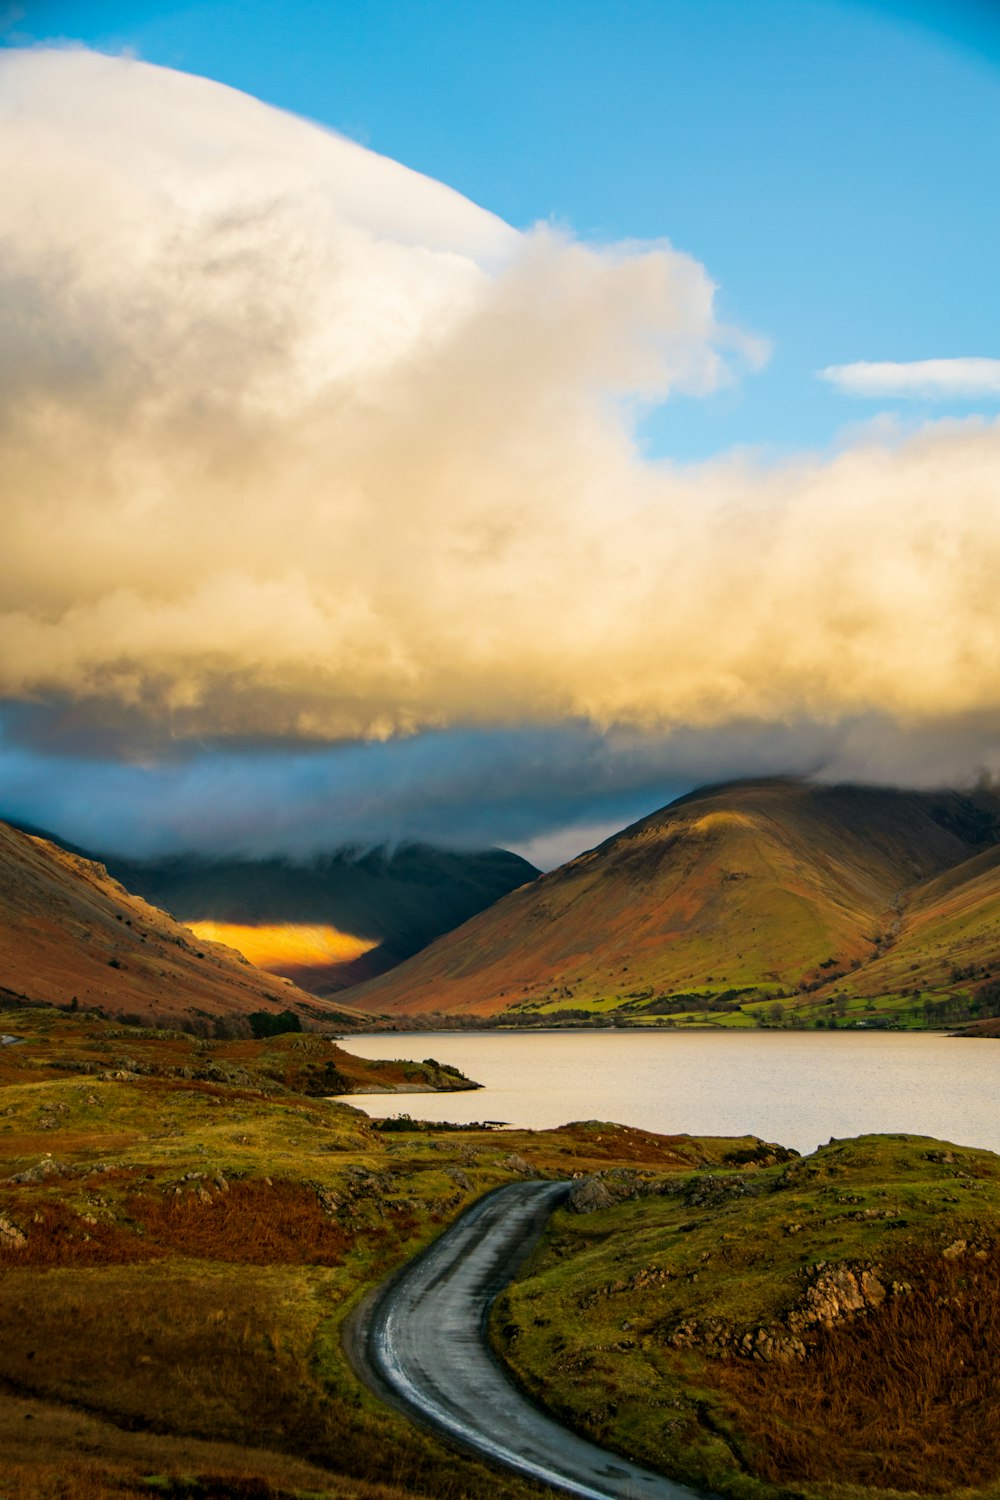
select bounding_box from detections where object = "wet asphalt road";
[349,1179,711,1500]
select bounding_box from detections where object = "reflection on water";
[340,1030,1000,1156]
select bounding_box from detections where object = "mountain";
[342,778,1000,1025]
[0,820,366,1031]
[94,843,539,994]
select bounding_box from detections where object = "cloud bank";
[821,357,1000,399]
[2,45,1000,826]
[5,711,1000,866]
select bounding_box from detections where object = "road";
[347,1179,712,1500]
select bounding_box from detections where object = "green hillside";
[494,1133,1000,1499]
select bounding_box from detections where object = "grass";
[493,1133,1000,1500]
[0,1007,753,1500]
[0,1009,545,1499]
[124,1179,355,1263]
[715,1237,1000,1491]
[0,1007,479,1096]
[6,1004,999,1500]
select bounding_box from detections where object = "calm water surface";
[341,1030,1000,1155]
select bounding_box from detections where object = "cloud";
[2,44,1000,822]
[4,712,1000,867]
[820,358,1000,399]
[0,47,748,738]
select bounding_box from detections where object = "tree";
[248,1009,302,1039]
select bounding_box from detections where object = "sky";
[1,0,1000,866]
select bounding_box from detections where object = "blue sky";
[2,1,1000,865]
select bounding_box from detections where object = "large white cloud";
[2,46,1000,780]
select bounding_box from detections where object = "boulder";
[568,1176,616,1213]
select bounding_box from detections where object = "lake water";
[341,1030,1000,1156]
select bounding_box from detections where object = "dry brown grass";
[0,1462,405,1500]
[0,1463,443,1499]
[0,1130,144,1157]
[0,1387,358,1499]
[0,1264,545,1500]
[126,1179,350,1265]
[0,1177,363,1272]
[0,1196,161,1268]
[713,1236,1000,1492]
[0,1265,316,1440]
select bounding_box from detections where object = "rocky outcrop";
[667,1317,808,1364]
[567,1169,655,1212]
[0,1214,26,1248]
[568,1176,617,1213]
[788,1262,886,1333]
[568,1163,771,1215]
[663,1259,896,1365]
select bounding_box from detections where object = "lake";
[340,1030,1000,1156]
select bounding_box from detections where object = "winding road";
[347,1180,711,1500]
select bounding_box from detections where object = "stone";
[0,1215,26,1248]
[567,1176,616,1213]
[788,1263,886,1333]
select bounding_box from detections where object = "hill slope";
[0,820,366,1031]
[844,842,1000,1020]
[344,779,1000,1021]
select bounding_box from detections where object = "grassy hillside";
[0,1006,749,1500]
[0,1009,480,1098]
[494,1133,1000,1499]
[0,821,366,1033]
[344,779,1000,1026]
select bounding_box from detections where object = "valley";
[0,822,362,1033]
[98,843,539,996]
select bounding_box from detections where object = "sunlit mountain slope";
[184,920,378,975]
[846,843,1000,1013]
[343,780,1000,1021]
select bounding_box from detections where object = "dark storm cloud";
[4,713,999,868]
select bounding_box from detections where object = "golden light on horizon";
[187,921,377,971]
